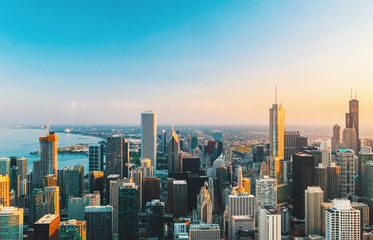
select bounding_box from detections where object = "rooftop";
[35,214,59,224]
[84,205,113,212]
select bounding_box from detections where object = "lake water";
[0,127,103,175]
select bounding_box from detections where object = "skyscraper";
[68,192,101,221]
[362,161,373,225]
[305,186,323,236]
[34,214,60,240]
[59,220,86,240]
[327,162,340,201]
[145,199,165,239]
[256,176,277,210]
[268,87,285,184]
[336,149,355,197]
[39,131,58,176]
[29,188,44,225]
[84,205,113,240]
[0,206,24,240]
[16,157,27,181]
[345,90,360,151]
[168,126,180,173]
[314,163,328,201]
[141,111,157,175]
[343,128,357,154]
[142,177,161,209]
[332,124,341,153]
[228,193,256,240]
[118,183,139,240]
[292,153,315,219]
[106,136,124,177]
[259,206,281,240]
[89,145,103,172]
[44,186,59,215]
[0,175,10,206]
[131,169,143,210]
[325,199,360,240]
[0,158,10,175]
[284,131,300,161]
[168,179,187,218]
[59,165,84,208]
[88,171,104,203]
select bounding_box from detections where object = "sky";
[0,1,373,129]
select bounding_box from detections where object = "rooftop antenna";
[355,88,357,99]
[351,88,353,99]
[275,85,278,104]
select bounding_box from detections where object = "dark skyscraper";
[292,153,315,219]
[345,90,360,151]
[106,136,124,177]
[168,127,180,173]
[315,164,328,202]
[142,177,161,209]
[84,205,113,240]
[284,131,300,161]
[168,179,187,218]
[118,183,139,240]
[327,162,340,201]
[146,199,165,239]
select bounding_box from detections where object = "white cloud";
[108,101,145,108]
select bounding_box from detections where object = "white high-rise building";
[305,186,323,236]
[0,206,23,240]
[141,111,157,175]
[259,206,281,240]
[256,176,277,209]
[228,193,256,240]
[325,199,360,240]
[189,224,220,240]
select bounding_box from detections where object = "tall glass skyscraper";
[39,131,58,176]
[141,111,157,175]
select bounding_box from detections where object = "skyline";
[0,1,373,126]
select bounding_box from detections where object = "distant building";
[141,111,157,175]
[34,214,60,240]
[89,145,104,172]
[84,205,113,240]
[59,220,86,240]
[343,128,358,154]
[0,206,23,240]
[168,127,181,173]
[259,206,281,240]
[332,124,341,153]
[325,199,360,240]
[0,158,10,176]
[345,94,360,151]
[189,224,220,240]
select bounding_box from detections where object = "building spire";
[275,85,277,104]
[351,88,353,99]
[355,88,357,99]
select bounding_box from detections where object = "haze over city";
[0,1,373,127]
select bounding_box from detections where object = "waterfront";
[0,127,103,175]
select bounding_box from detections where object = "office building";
[168,179,187,218]
[228,193,256,240]
[39,131,58,176]
[279,207,290,234]
[59,165,84,208]
[0,175,9,206]
[145,199,165,239]
[44,174,57,187]
[293,153,315,219]
[189,224,220,240]
[45,186,59,215]
[109,178,132,235]
[325,199,360,240]
[314,164,328,201]
[345,92,360,151]
[141,111,157,175]
[230,216,255,240]
[343,128,358,154]
[139,158,153,177]
[0,206,23,240]
[118,183,139,240]
[357,153,373,196]
[68,192,100,221]
[0,158,10,175]
[284,131,300,161]
[142,177,160,208]
[351,202,369,237]
[88,145,103,172]
[196,186,213,224]
[33,160,43,188]
[84,205,113,240]
[34,214,60,240]
[256,176,277,210]
[327,163,340,201]
[305,186,323,236]
[106,136,127,177]
[182,156,200,174]
[168,126,181,173]
[59,220,86,240]
[30,188,44,225]
[88,171,104,202]
[268,88,285,184]
[16,157,27,181]
[9,166,20,205]
[332,124,341,153]
[362,161,373,225]
[131,169,143,209]
[337,149,355,197]
[259,206,281,240]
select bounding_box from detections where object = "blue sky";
[1,1,373,129]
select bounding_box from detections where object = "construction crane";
[43,114,55,136]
